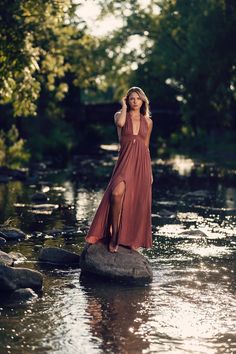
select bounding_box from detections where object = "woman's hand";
[121,96,127,109]
[151,174,153,184]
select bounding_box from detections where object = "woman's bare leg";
[109,181,125,252]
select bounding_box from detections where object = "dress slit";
[106,178,126,241]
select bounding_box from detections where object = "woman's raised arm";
[114,96,127,127]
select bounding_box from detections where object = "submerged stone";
[80,242,153,284]
[179,230,208,238]
[9,288,38,302]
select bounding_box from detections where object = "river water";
[0,148,236,354]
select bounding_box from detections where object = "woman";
[85,87,153,252]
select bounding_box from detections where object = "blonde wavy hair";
[125,87,151,117]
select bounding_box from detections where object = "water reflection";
[81,278,151,353]
[167,155,195,176]
[225,187,236,208]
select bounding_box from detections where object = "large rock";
[0,251,14,266]
[0,227,26,241]
[80,242,153,284]
[38,247,80,267]
[0,264,43,293]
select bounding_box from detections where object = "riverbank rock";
[80,243,153,284]
[0,251,14,266]
[38,247,80,267]
[0,264,43,293]
[0,227,26,241]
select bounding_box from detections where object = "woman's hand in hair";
[121,96,127,109]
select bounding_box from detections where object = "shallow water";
[0,152,236,354]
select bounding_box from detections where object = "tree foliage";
[0,0,105,117]
[99,0,236,134]
[0,125,30,168]
[0,0,69,116]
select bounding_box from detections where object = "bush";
[0,125,30,169]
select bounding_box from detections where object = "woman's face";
[127,91,143,111]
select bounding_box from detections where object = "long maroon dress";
[85,111,152,249]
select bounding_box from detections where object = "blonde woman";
[86,87,153,252]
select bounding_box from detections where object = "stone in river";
[0,227,26,241]
[179,229,208,238]
[0,251,14,266]
[8,251,27,263]
[38,247,80,267]
[0,264,43,293]
[80,242,153,284]
[9,288,38,302]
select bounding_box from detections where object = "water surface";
[0,152,236,353]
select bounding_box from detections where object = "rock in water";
[9,288,38,302]
[8,251,27,262]
[0,264,43,292]
[0,227,26,241]
[80,242,153,284]
[38,247,80,267]
[0,251,14,266]
[179,230,208,238]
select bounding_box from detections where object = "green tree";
[0,125,30,168]
[0,0,76,116]
[0,0,111,164]
[98,0,236,135]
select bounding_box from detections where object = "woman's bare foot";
[130,246,139,252]
[108,238,118,253]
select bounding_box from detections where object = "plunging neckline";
[129,112,141,136]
